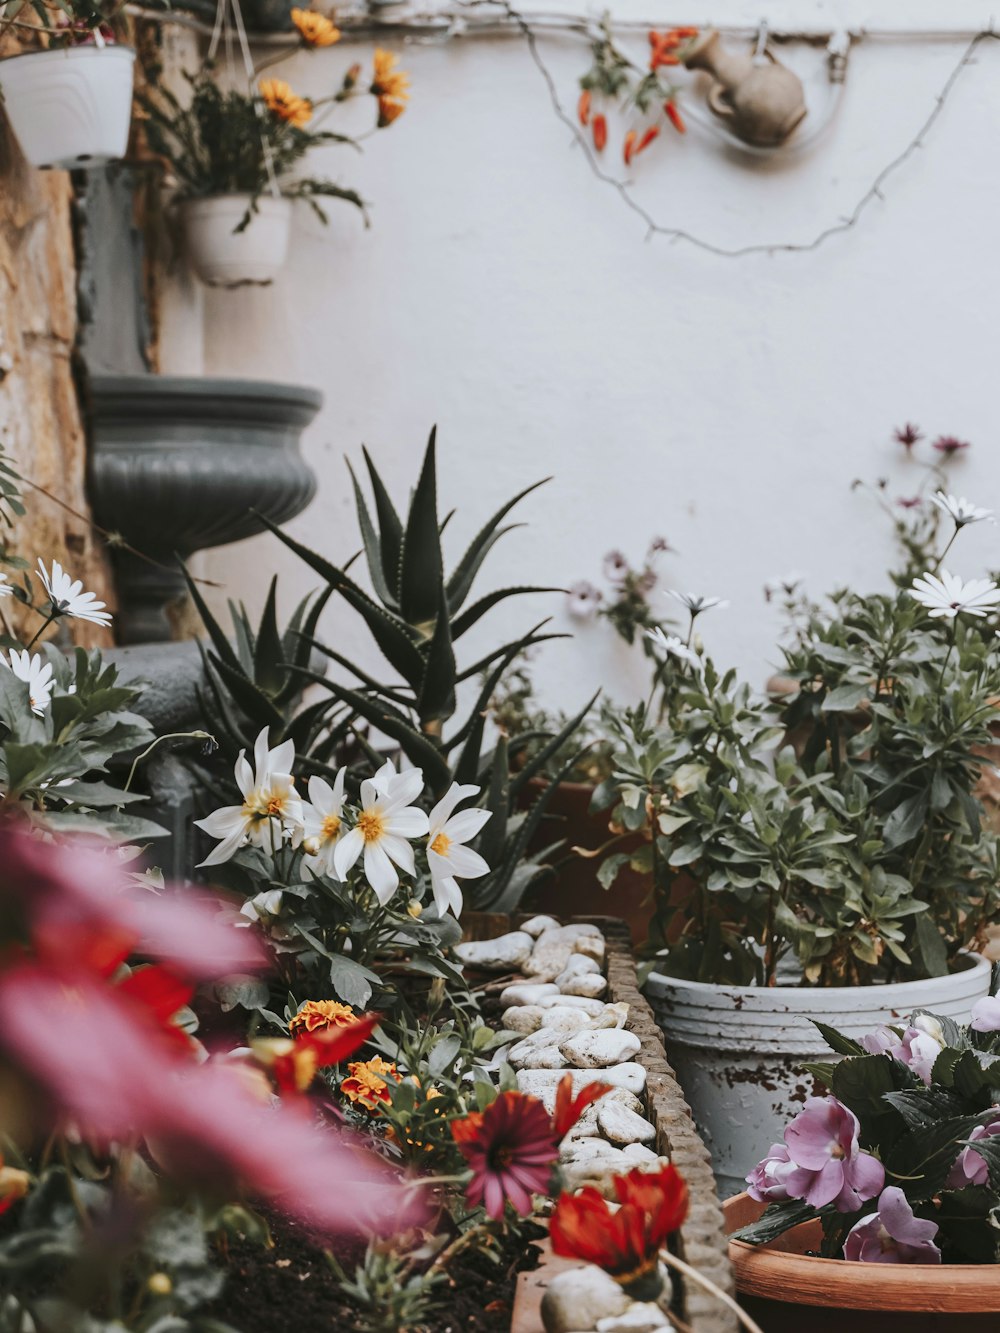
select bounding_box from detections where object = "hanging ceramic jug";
[684,30,807,148]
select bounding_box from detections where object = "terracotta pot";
[519,779,654,941]
[725,1192,1000,1331]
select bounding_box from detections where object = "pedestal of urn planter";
[86,375,320,643]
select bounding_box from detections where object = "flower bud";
[147,1273,173,1296]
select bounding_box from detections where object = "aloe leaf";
[509,692,598,800]
[298,639,414,708]
[210,657,285,731]
[452,586,561,641]
[477,733,510,868]
[446,477,550,611]
[253,576,284,696]
[417,585,456,726]
[182,564,243,675]
[399,427,443,628]
[362,445,404,601]
[348,459,397,611]
[454,625,568,684]
[318,681,451,788]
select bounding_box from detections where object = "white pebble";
[596,1303,670,1331]
[454,931,533,971]
[560,973,608,999]
[541,1267,629,1333]
[520,914,560,937]
[501,1005,544,1035]
[500,982,561,1007]
[598,1101,657,1146]
[560,1029,641,1069]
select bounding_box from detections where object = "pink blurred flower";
[782,1096,885,1211]
[843,1187,941,1264]
[745,1142,795,1203]
[971,995,1000,1033]
[947,1120,1000,1189]
[860,1016,944,1085]
[451,1091,560,1219]
[932,435,970,456]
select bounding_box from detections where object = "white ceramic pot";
[181,195,292,289]
[0,45,135,170]
[646,953,992,1199]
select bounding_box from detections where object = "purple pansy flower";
[971,995,1000,1033]
[782,1096,885,1211]
[843,1187,941,1264]
[860,1014,944,1086]
[947,1120,1000,1189]
[745,1142,795,1203]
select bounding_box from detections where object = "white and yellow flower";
[0,649,53,715]
[334,760,428,905]
[301,768,347,879]
[911,570,1000,621]
[36,558,112,628]
[426,782,491,918]
[195,726,303,866]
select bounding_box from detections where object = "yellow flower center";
[357,809,385,843]
[430,831,451,856]
[322,812,342,840]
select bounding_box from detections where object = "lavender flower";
[566,581,602,621]
[745,1142,795,1203]
[947,1120,1000,1189]
[860,1015,944,1086]
[843,1187,941,1264]
[971,995,1000,1033]
[782,1096,885,1211]
[602,550,630,584]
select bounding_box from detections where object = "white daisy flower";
[36,558,112,628]
[195,726,303,866]
[426,782,491,918]
[301,769,347,879]
[910,570,1000,620]
[667,590,729,617]
[0,648,53,714]
[930,492,995,528]
[645,627,700,668]
[334,761,429,905]
[237,888,284,926]
[0,573,12,599]
[566,580,602,621]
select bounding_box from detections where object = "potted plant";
[138,23,409,287]
[728,1000,1000,1330]
[601,498,999,1195]
[0,1,135,169]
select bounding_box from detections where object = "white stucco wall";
[160,1,1000,714]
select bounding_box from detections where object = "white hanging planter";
[0,45,135,170]
[646,952,992,1199]
[181,194,292,289]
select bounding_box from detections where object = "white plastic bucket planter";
[181,195,292,289]
[0,45,135,170]
[646,954,992,1199]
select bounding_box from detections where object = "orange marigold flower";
[289,999,356,1037]
[291,7,341,46]
[260,78,313,128]
[592,113,607,152]
[371,49,410,102]
[664,100,686,134]
[341,1056,400,1111]
[623,129,638,166]
[377,95,405,128]
[254,1012,379,1096]
[578,88,591,126]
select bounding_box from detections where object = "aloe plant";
[189,427,595,910]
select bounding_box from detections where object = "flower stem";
[25,612,56,650]
[124,730,216,792]
[934,525,959,573]
[658,1248,764,1333]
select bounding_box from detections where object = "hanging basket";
[0,45,135,169]
[181,194,292,288]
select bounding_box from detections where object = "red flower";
[552,1074,612,1139]
[578,89,591,126]
[933,435,970,455]
[664,101,686,134]
[894,422,922,449]
[636,126,660,156]
[254,1012,380,1096]
[592,113,608,152]
[550,1166,688,1291]
[623,129,638,165]
[452,1091,559,1219]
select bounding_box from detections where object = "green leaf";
[347,459,396,610]
[328,954,379,1009]
[451,586,561,640]
[820,682,871,712]
[362,446,405,601]
[314,680,451,789]
[886,1113,996,1202]
[253,575,285,696]
[416,584,457,727]
[427,1033,462,1077]
[882,790,929,850]
[446,477,549,612]
[182,564,243,674]
[914,911,949,978]
[811,1020,865,1057]
[398,426,443,628]
[731,1199,819,1246]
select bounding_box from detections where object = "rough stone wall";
[0,64,116,649]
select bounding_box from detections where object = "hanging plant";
[137,6,409,288]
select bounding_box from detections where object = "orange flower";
[664,100,686,134]
[377,95,405,128]
[341,1055,401,1111]
[289,999,356,1037]
[592,113,607,152]
[260,78,313,128]
[552,1074,612,1140]
[291,7,341,46]
[578,89,591,127]
[636,126,659,156]
[371,49,410,102]
[253,1012,379,1096]
[623,129,637,166]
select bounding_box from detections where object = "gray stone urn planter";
[86,375,320,643]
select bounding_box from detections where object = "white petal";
[307,774,336,810]
[197,824,247,866]
[443,807,491,844]
[428,782,480,834]
[382,768,425,813]
[234,751,254,797]
[194,806,247,837]
[442,843,490,880]
[253,727,271,783]
[269,738,296,776]
[360,777,382,810]
[364,841,399,905]
[334,827,365,879]
[385,806,430,839]
[379,833,416,876]
[431,871,463,918]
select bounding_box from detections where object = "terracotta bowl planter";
[725,1193,1000,1331]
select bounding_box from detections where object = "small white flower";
[334,760,429,905]
[1,649,53,715]
[566,580,602,621]
[645,627,700,668]
[910,569,1000,620]
[194,726,303,866]
[238,888,284,926]
[602,550,630,584]
[931,491,995,528]
[36,558,112,628]
[667,589,729,617]
[0,572,12,599]
[301,769,347,879]
[425,782,491,918]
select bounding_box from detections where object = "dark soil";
[205,1207,542,1333]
